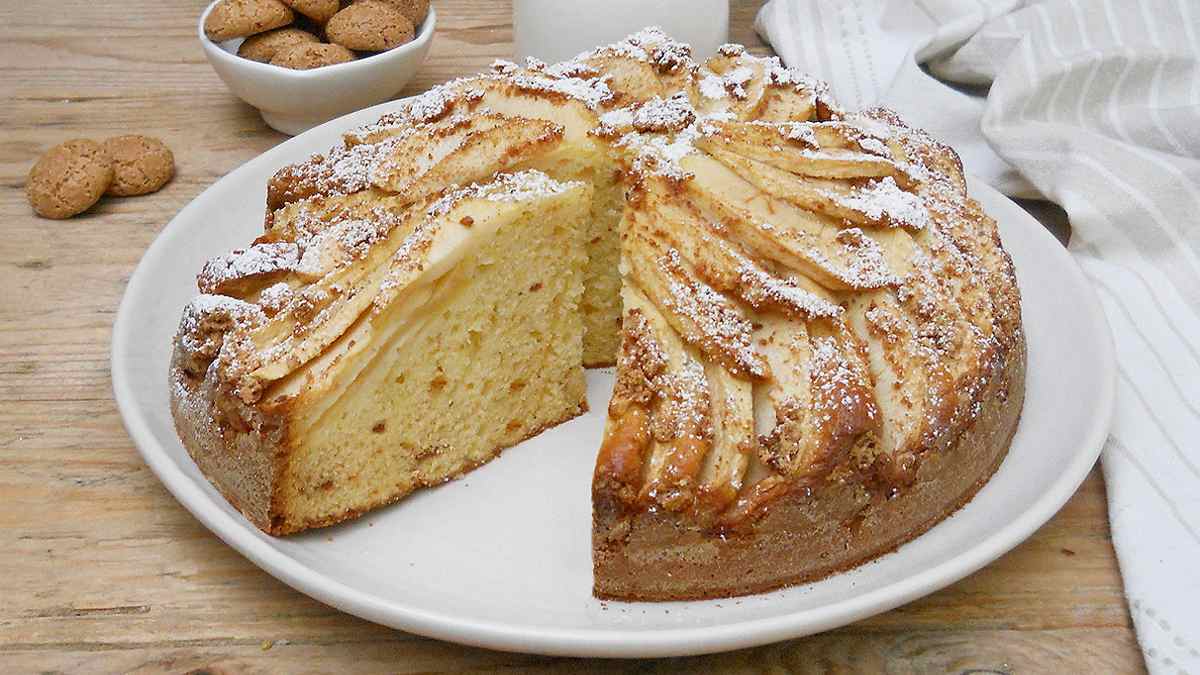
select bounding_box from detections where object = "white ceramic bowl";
[198,0,436,135]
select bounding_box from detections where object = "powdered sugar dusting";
[597,92,696,137]
[736,263,842,318]
[295,208,401,275]
[699,66,755,101]
[659,249,765,378]
[807,227,900,289]
[198,243,301,294]
[508,72,614,109]
[427,170,577,218]
[616,125,700,181]
[782,122,818,148]
[829,176,930,230]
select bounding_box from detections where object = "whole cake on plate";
[170,29,1025,600]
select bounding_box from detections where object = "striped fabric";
[756,1,1199,671]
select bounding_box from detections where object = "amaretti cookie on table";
[26,135,174,218]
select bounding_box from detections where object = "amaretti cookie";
[270,42,356,69]
[26,139,114,219]
[280,0,338,24]
[378,0,429,25]
[237,26,320,62]
[101,135,176,197]
[204,0,294,42]
[326,0,414,52]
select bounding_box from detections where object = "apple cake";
[170,29,1024,600]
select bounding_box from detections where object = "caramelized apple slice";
[895,239,998,448]
[696,361,753,512]
[695,120,903,182]
[624,216,769,380]
[622,285,713,512]
[371,114,564,202]
[579,54,667,107]
[197,242,303,298]
[705,146,930,231]
[636,177,842,319]
[841,289,931,485]
[247,210,419,382]
[753,313,879,478]
[266,188,381,240]
[681,152,899,291]
[925,197,1022,354]
[799,319,880,475]
[755,85,818,122]
[752,313,814,471]
[696,55,767,120]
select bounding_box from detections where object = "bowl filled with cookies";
[199,0,435,135]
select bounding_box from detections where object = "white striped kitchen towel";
[756,1,1200,672]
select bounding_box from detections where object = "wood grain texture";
[0,0,1142,672]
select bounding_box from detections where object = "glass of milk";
[513,0,730,63]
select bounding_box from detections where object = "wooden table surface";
[0,1,1144,672]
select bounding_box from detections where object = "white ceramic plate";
[112,100,1115,658]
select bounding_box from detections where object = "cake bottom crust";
[592,336,1027,602]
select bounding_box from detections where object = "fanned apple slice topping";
[754,314,879,478]
[625,214,770,380]
[694,119,905,182]
[681,152,899,291]
[754,63,820,122]
[371,114,565,202]
[265,189,388,244]
[694,57,767,120]
[245,206,418,386]
[197,242,304,298]
[695,360,754,513]
[596,305,666,503]
[841,289,929,485]
[577,53,670,107]
[367,114,504,191]
[636,175,842,319]
[620,286,714,512]
[704,146,930,231]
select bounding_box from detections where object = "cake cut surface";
[173,168,591,534]
[170,28,1024,599]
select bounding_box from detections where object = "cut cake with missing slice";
[169,29,1025,603]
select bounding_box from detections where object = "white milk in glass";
[514,0,730,63]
